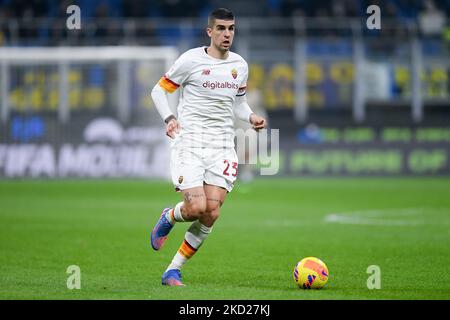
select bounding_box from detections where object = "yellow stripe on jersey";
[158,76,180,93]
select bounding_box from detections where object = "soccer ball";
[293,257,329,289]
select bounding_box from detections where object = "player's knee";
[206,199,222,214]
[205,208,220,224]
[184,201,206,218]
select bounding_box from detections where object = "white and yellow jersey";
[158,46,248,149]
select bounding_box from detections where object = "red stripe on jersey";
[163,75,180,88]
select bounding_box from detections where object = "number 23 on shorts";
[223,160,238,177]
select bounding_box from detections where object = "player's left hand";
[166,118,181,139]
[250,113,266,131]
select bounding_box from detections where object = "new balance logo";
[202,69,211,75]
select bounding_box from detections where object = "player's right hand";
[166,119,181,139]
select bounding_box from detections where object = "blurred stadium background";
[0,0,449,178]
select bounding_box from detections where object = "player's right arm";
[151,52,191,138]
[151,83,180,138]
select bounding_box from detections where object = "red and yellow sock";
[177,239,198,259]
[165,221,211,271]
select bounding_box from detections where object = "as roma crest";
[231,68,238,79]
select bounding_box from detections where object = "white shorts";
[170,146,238,192]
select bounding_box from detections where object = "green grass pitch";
[0,178,449,299]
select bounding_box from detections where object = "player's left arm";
[233,61,266,131]
[234,95,266,130]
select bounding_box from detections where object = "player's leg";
[164,149,235,284]
[200,183,228,227]
[178,187,208,221]
[151,146,205,251]
[161,186,209,286]
[201,147,237,224]
[163,171,231,285]
[162,185,227,286]
[151,186,206,251]
[160,148,236,286]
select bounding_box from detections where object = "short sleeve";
[236,61,248,97]
[158,53,191,93]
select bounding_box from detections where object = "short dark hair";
[208,8,234,27]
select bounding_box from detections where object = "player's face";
[207,19,235,52]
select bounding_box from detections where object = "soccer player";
[150,8,266,286]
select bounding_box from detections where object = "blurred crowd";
[0,0,448,19]
[0,0,448,46]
